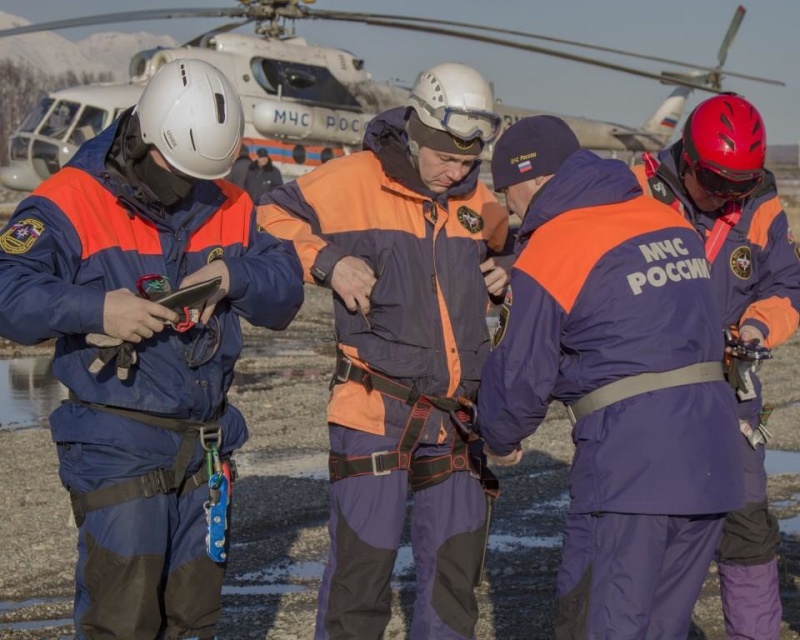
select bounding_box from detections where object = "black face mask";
[134,152,197,208]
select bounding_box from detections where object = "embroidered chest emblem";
[0,218,45,254]
[207,247,224,264]
[457,206,484,233]
[729,246,752,280]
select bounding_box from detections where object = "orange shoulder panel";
[746,196,784,249]
[515,196,694,313]
[35,168,161,260]
[301,152,427,237]
[186,181,252,252]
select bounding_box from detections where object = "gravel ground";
[0,195,799,638]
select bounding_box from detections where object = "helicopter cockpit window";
[68,106,108,146]
[39,100,81,140]
[252,59,361,111]
[19,97,54,133]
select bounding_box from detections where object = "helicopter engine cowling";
[252,100,374,146]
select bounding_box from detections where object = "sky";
[3,0,798,144]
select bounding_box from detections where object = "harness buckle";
[140,468,173,498]
[468,454,482,481]
[199,425,222,452]
[371,450,393,476]
[335,356,352,384]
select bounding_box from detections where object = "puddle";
[0,597,70,612]
[0,618,72,633]
[765,449,800,475]
[235,451,330,480]
[489,533,563,551]
[0,357,66,430]
[781,514,800,537]
[0,596,72,632]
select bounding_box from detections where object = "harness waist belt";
[565,362,725,425]
[332,349,473,415]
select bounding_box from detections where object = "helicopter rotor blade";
[308,8,784,88]
[717,5,746,69]
[0,3,781,91]
[0,8,248,39]
[305,12,721,94]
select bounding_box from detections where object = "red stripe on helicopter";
[242,138,345,167]
[659,117,678,129]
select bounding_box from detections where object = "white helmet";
[137,59,244,180]
[406,62,501,143]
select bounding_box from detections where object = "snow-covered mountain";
[0,12,178,81]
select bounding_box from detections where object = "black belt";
[67,393,229,526]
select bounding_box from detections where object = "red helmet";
[682,93,766,199]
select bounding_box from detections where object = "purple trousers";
[554,511,726,639]
[314,426,488,640]
[717,430,782,639]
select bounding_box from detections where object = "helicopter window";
[39,100,81,140]
[10,136,30,161]
[68,106,108,146]
[19,97,54,133]
[253,59,361,111]
[285,68,316,90]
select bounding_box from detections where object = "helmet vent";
[719,113,733,131]
[719,133,735,151]
[214,93,226,124]
[189,129,197,151]
[179,63,188,86]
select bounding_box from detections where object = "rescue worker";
[478,115,745,638]
[0,59,304,639]
[257,62,512,639]
[632,93,800,640]
[228,144,284,203]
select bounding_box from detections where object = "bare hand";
[330,256,376,314]
[738,325,765,346]
[180,261,231,324]
[481,255,515,298]
[484,444,523,467]
[103,289,179,343]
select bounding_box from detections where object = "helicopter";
[0,1,784,193]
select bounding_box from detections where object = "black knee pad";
[718,500,781,565]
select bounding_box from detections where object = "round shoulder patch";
[729,246,752,280]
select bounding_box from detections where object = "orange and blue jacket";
[479,150,743,516]
[632,143,800,420]
[0,118,304,457]
[258,107,509,441]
